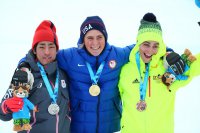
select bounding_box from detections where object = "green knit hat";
[130,13,166,68]
[136,13,163,46]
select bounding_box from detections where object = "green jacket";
[119,42,200,133]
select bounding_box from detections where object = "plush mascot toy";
[12,84,37,131]
[159,49,196,92]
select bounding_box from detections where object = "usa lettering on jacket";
[82,24,93,34]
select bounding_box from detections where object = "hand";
[11,69,28,86]
[2,97,24,113]
[33,106,39,112]
[165,52,186,75]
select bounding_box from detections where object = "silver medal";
[48,103,60,115]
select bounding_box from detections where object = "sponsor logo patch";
[132,78,140,83]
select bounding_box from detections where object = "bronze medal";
[89,84,100,96]
[136,101,147,112]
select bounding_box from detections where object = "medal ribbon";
[86,61,105,85]
[37,62,59,103]
[135,52,150,101]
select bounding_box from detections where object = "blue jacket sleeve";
[57,49,71,72]
[123,44,135,63]
[166,46,174,52]
[18,57,26,67]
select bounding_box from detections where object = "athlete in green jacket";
[118,13,200,133]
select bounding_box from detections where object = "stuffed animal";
[159,49,196,92]
[181,48,197,66]
[12,84,37,131]
[158,72,176,92]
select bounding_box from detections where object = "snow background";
[0,0,200,132]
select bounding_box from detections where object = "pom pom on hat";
[78,16,108,45]
[136,12,163,47]
[32,20,59,50]
[143,13,157,22]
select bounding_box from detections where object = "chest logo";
[37,83,42,88]
[78,64,85,67]
[109,60,117,69]
[132,78,140,83]
[61,80,67,88]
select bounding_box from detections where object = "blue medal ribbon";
[37,62,59,103]
[86,61,105,85]
[135,52,150,101]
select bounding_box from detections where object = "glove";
[164,52,186,75]
[11,68,34,89]
[1,97,24,113]
[11,69,28,86]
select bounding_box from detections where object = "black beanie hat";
[78,16,108,45]
[165,52,186,75]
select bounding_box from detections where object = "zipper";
[96,95,100,133]
[56,113,59,133]
[27,107,37,133]
[148,76,151,97]
[96,56,100,133]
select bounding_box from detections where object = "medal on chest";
[89,84,101,96]
[135,52,150,112]
[86,61,105,96]
[37,62,60,115]
[136,100,147,112]
[48,103,60,115]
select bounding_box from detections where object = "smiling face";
[83,30,105,56]
[34,41,57,65]
[139,41,159,63]
[13,86,29,98]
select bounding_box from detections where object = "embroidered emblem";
[109,60,117,69]
[61,80,66,88]
[82,24,93,34]
[78,64,85,67]
[37,83,42,88]
[153,75,158,80]
[153,75,163,80]
[132,78,140,83]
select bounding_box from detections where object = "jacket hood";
[129,33,166,69]
[26,50,58,78]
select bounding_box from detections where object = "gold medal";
[89,84,100,96]
[136,100,147,112]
